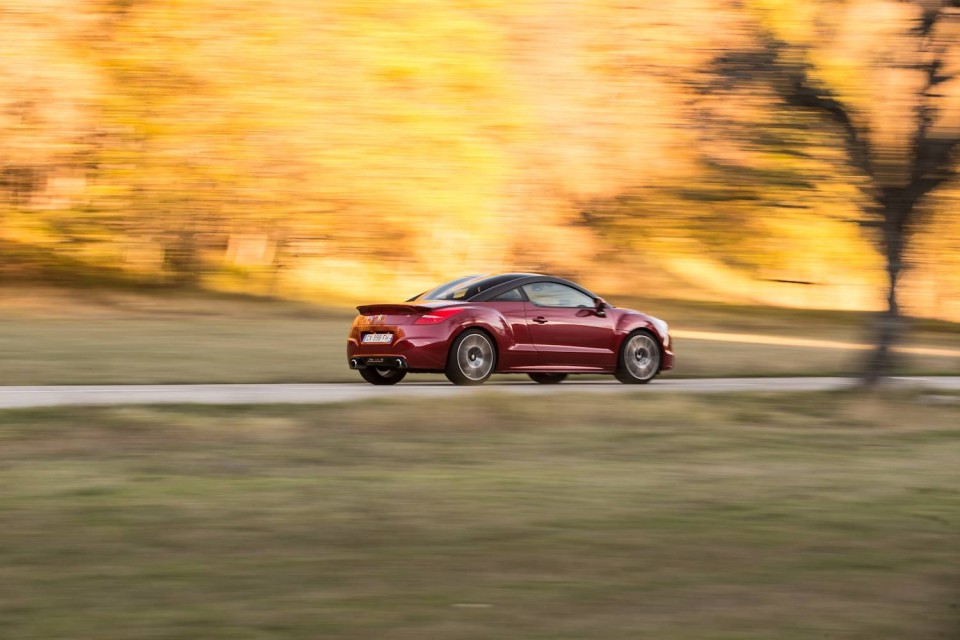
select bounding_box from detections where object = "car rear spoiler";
[356,303,433,315]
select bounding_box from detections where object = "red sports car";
[346,273,674,385]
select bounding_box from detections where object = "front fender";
[615,312,661,341]
[613,311,673,371]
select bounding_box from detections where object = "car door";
[484,287,542,369]
[521,282,616,368]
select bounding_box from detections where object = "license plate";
[362,333,393,344]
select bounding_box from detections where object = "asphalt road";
[1,377,958,409]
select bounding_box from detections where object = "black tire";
[528,373,568,384]
[445,329,496,386]
[359,367,407,385]
[614,330,661,384]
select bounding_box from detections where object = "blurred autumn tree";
[0,0,100,277]
[711,0,960,381]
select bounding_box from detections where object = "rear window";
[414,275,484,301]
[415,274,522,301]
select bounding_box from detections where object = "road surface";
[1,377,958,409]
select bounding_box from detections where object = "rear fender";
[448,306,513,353]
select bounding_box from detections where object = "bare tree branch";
[781,72,875,181]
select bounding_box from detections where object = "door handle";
[533,316,548,324]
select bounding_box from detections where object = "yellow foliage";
[0,0,957,318]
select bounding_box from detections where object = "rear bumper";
[349,355,408,370]
[346,326,454,371]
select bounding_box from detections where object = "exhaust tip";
[395,358,406,368]
[349,358,360,369]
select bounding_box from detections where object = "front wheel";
[445,329,496,386]
[528,373,568,384]
[615,331,661,384]
[359,367,407,385]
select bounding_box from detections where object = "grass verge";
[0,286,956,384]
[1,391,958,639]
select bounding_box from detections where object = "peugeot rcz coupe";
[347,273,673,386]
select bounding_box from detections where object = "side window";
[522,282,594,308]
[492,287,524,302]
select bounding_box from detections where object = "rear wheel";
[528,373,568,384]
[445,329,496,386]
[359,367,407,385]
[615,331,661,384]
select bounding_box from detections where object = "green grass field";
[0,286,957,385]
[1,390,958,639]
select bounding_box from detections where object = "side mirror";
[593,297,607,317]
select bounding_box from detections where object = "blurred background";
[2,0,959,318]
[3,3,960,639]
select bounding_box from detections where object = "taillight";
[414,308,464,324]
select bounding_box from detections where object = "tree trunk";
[163,229,201,287]
[862,194,911,385]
